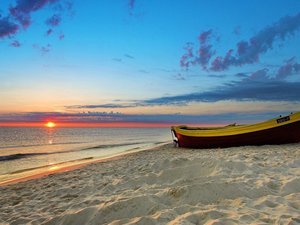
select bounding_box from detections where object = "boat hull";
[172,120,300,149]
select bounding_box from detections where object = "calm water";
[0,127,171,180]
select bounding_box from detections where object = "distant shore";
[1,143,300,224]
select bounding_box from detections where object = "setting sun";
[45,122,56,128]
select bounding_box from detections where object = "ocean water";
[0,127,171,182]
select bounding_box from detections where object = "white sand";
[1,143,300,225]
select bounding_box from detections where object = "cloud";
[208,74,226,79]
[180,30,216,70]
[112,58,122,62]
[181,12,300,72]
[67,104,134,109]
[128,0,135,15]
[0,111,293,125]
[211,12,300,71]
[235,72,249,78]
[198,29,213,44]
[46,28,53,36]
[144,81,300,105]
[198,44,215,70]
[66,80,300,108]
[9,0,59,28]
[65,67,300,110]
[276,57,300,80]
[173,73,186,80]
[0,17,19,38]
[180,42,194,69]
[124,53,135,59]
[45,14,61,36]
[10,40,21,47]
[233,26,241,35]
[33,43,51,54]
[58,32,64,40]
[143,69,300,105]
[138,69,149,74]
[45,14,61,27]
[0,0,72,46]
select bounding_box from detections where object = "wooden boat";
[171,112,300,148]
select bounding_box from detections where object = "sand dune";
[1,143,300,224]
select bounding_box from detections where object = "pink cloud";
[198,29,213,45]
[180,42,194,69]
[180,30,216,70]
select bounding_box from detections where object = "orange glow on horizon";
[0,122,224,128]
[45,122,56,128]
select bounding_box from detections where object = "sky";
[1,0,300,126]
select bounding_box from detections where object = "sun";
[45,122,56,128]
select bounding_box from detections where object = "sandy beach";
[1,143,300,224]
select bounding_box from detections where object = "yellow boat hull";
[171,112,300,148]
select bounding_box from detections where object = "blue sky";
[1,0,300,125]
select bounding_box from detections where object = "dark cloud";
[0,17,18,38]
[112,58,122,62]
[198,44,215,70]
[9,0,59,28]
[142,69,300,105]
[46,28,53,36]
[33,43,51,54]
[67,104,135,109]
[58,32,64,40]
[66,68,300,110]
[44,14,61,36]
[128,0,135,15]
[142,81,300,105]
[235,72,249,78]
[276,57,300,80]
[10,40,21,47]
[124,54,135,59]
[138,69,149,74]
[45,14,61,27]
[0,111,292,125]
[208,74,226,79]
[210,12,300,71]
[173,73,186,80]
[233,26,241,35]
[210,49,233,71]
[0,0,72,47]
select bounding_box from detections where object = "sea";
[0,127,171,183]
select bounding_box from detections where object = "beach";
[1,143,300,224]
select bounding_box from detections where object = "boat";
[171,112,300,148]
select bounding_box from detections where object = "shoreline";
[1,143,300,224]
[0,142,170,187]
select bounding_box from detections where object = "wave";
[0,142,146,162]
[0,141,87,150]
[82,142,145,150]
